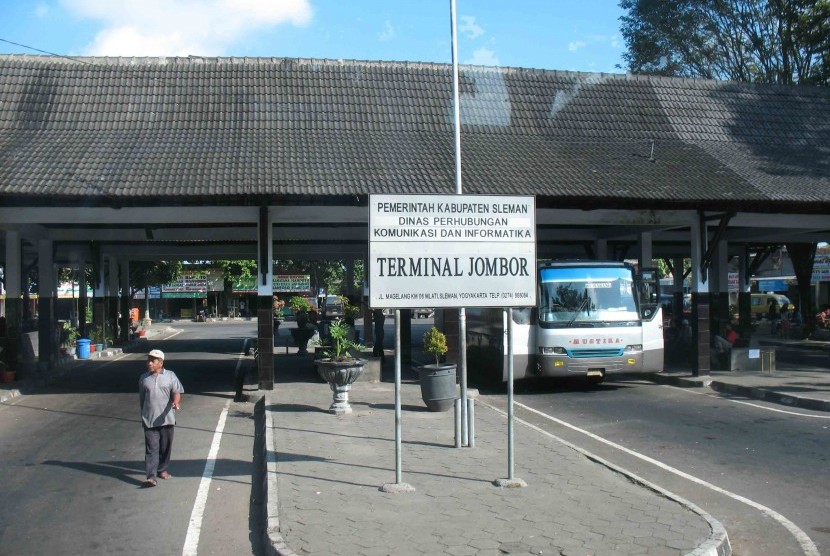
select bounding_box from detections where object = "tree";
[129,261,182,299]
[619,0,830,85]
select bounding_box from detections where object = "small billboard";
[369,194,536,309]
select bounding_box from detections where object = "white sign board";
[369,194,536,308]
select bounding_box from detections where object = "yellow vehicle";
[751,293,791,319]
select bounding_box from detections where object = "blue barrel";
[77,338,91,359]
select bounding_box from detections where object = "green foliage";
[423,327,448,366]
[216,260,257,281]
[130,261,183,297]
[620,0,830,85]
[288,296,312,313]
[88,325,112,345]
[62,322,80,345]
[322,319,367,361]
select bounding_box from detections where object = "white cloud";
[35,3,51,17]
[378,20,395,42]
[568,41,586,52]
[464,46,499,66]
[458,15,484,40]
[62,0,313,56]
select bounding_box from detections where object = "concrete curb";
[708,381,830,412]
[261,391,298,556]
[650,372,830,413]
[483,400,732,556]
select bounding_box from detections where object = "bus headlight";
[539,346,566,355]
[624,344,642,353]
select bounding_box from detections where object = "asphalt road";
[0,321,262,556]
[477,369,830,556]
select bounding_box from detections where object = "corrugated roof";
[0,55,827,206]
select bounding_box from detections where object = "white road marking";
[662,384,830,419]
[499,399,820,556]
[182,400,230,556]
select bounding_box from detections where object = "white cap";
[148,349,165,360]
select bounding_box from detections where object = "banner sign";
[162,271,210,294]
[57,282,93,298]
[134,287,161,300]
[273,274,311,292]
[369,194,537,308]
[232,274,311,293]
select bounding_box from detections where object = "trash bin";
[77,338,91,359]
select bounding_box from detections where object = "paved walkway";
[264,352,729,556]
[5,327,830,556]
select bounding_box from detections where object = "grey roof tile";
[0,55,827,208]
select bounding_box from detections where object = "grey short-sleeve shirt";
[139,368,184,428]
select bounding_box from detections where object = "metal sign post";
[381,310,415,494]
[494,308,527,488]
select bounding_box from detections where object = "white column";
[257,209,274,297]
[594,239,608,261]
[738,250,751,293]
[637,231,653,270]
[5,230,21,297]
[690,217,708,293]
[95,252,106,298]
[38,239,55,298]
[713,240,729,294]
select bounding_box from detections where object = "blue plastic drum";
[77,338,91,359]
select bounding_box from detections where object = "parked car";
[412,308,435,319]
[751,293,791,319]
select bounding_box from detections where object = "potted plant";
[90,325,109,352]
[62,322,80,356]
[418,327,457,412]
[314,319,367,414]
[288,296,316,354]
[273,296,285,331]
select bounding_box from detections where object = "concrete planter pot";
[315,358,366,414]
[418,364,457,412]
[290,327,316,355]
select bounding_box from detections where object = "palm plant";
[322,319,366,361]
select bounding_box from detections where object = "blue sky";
[0,0,627,73]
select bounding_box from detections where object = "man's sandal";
[159,472,172,480]
[143,478,158,488]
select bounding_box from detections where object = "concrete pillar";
[38,239,56,370]
[737,248,751,333]
[711,240,731,341]
[108,257,119,346]
[594,239,608,261]
[257,207,274,390]
[79,266,88,335]
[93,252,106,339]
[4,230,22,370]
[119,259,131,344]
[637,231,653,270]
[689,218,710,377]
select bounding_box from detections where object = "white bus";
[467,261,663,385]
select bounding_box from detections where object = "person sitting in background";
[767,299,779,332]
[779,304,791,337]
[712,323,738,367]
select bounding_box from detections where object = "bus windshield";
[538,266,639,327]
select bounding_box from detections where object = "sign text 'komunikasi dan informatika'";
[369,194,536,309]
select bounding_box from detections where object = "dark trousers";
[144,424,175,479]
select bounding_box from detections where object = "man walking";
[139,349,184,488]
